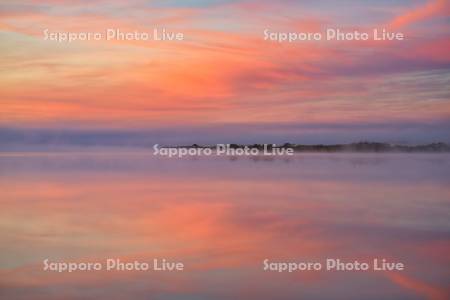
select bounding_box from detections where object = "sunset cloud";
[0,0,449,143]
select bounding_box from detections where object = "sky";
[0,0,449,145]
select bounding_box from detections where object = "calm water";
[0,151,449,299]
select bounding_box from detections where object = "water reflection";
[0,152,449,299]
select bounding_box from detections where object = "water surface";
[1,152,449,299]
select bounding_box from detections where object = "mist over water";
[1,151,449,299]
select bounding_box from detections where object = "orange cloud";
[387,272,449,300]
[390,0,450,28]
[1,0,449,128]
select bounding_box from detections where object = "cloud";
[390,0,450,28]
[387,272,449,300]
[0,0,449,139]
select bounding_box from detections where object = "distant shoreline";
[172,142,450,153]
[1,142,450,155]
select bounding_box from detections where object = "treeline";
[186,142,450,152]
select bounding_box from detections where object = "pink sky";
[0,0,449,143]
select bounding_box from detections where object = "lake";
[0,151,449,299]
